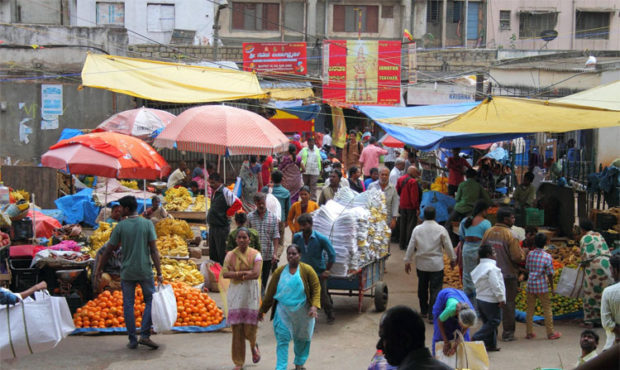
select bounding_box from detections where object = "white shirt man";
[389,160,406,187]
[322,132,332,147]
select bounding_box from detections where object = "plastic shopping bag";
[0,291,74,359]
[435,333,489,370]
[555,267,584,298]
[151,284,177,333]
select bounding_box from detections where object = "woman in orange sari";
[287,186,319,234]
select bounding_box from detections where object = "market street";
[1,245,603,370]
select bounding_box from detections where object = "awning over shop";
[356,104,524,150]
[357,102,479,127]
[269,104,320,133]
[260,81,314,100]
[553,79,620,111]
[417,97,620,133]
[81,53,267,103]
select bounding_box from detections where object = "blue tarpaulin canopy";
[356,104,527,151]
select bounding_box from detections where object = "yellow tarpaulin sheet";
[554,79,620,111]
[396,96,620,133]
[265,87,314,100]
[378,113,463,126]
[81,53,267,103]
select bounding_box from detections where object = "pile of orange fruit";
[73,281,223,329]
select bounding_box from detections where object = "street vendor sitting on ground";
[94,242,122,292]
[187,181,201,196]
[106,204,122,224]
[143,196,170,225]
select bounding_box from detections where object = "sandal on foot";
[251,344,261,363]
[548,332,562,340]
[525,333,536,339]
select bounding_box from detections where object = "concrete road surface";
[2,245,606,369]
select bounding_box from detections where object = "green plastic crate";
[525,208,544,226]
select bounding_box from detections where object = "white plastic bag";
[151,284,177,332]
[555,266,584,298]
[0,291,75,359]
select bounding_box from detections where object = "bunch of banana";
[156,235,189,257]
[163,187,192,211]
[155,218,194,239]
[442,255,462,289]
[192,195,206,212]
[120,180,139,190]
[157,257,204,285]
[10,189,30,202]
[86,222,115,257]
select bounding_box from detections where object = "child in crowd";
[471,244,506,351]
[525,233,561,340]
[518,226,538,281]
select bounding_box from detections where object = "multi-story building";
[487,0,620,50]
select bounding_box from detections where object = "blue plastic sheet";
[515,309,583,323]
[57,128,85,143]
[39,209,65,223]
[355,104,527,151]
[70,319,227,335]
[420,191,456,223]
[282,104,321,121]
[54,188,100,226]
[483,147,509,164]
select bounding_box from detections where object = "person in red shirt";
[291,134,302,155]
[447,148,472,196]
[396,166,422,251]
[260,155,273,189]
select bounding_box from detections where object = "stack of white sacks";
[312,187,391,277]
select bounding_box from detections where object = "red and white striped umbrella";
[153,105,289,156]
[94,107,175,141]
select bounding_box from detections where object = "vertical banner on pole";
[408,42,417,85]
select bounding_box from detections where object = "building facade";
[487,0,620,50]
[74,0,217,45]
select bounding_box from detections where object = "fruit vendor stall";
[163,187,208,222]
[442,240,585,322]
[72,217,225,333]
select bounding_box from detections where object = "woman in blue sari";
[260,244,321,370]
[432,288,477,356]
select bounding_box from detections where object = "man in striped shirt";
[248,192,280,292]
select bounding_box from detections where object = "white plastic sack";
[555,266,584,298]
[151,284,177,332]
[0,291,74,359]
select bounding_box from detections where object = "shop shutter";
[232,2,244,30]
[264,3,279,31]
[333,5,345,32]
[366,5,378,33]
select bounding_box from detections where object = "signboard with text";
[322,40,401,106]
[243,42,307,75]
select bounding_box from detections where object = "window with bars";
[382,5,394,19]
[575,11,610,39]
[231,2,279,31]
[500,10,510,30]
[452,1,462,23]
[333,5,379,33]
[96,2,125,26]
[427,0,441,23]
[518,12,558,39]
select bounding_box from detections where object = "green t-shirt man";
[108,216,157,281]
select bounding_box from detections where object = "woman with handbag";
[459,200,492,303]
[221,228,263,370]
[578,218,614,328]
[259,244,321,370]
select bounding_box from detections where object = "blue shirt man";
[292,213,337,322]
